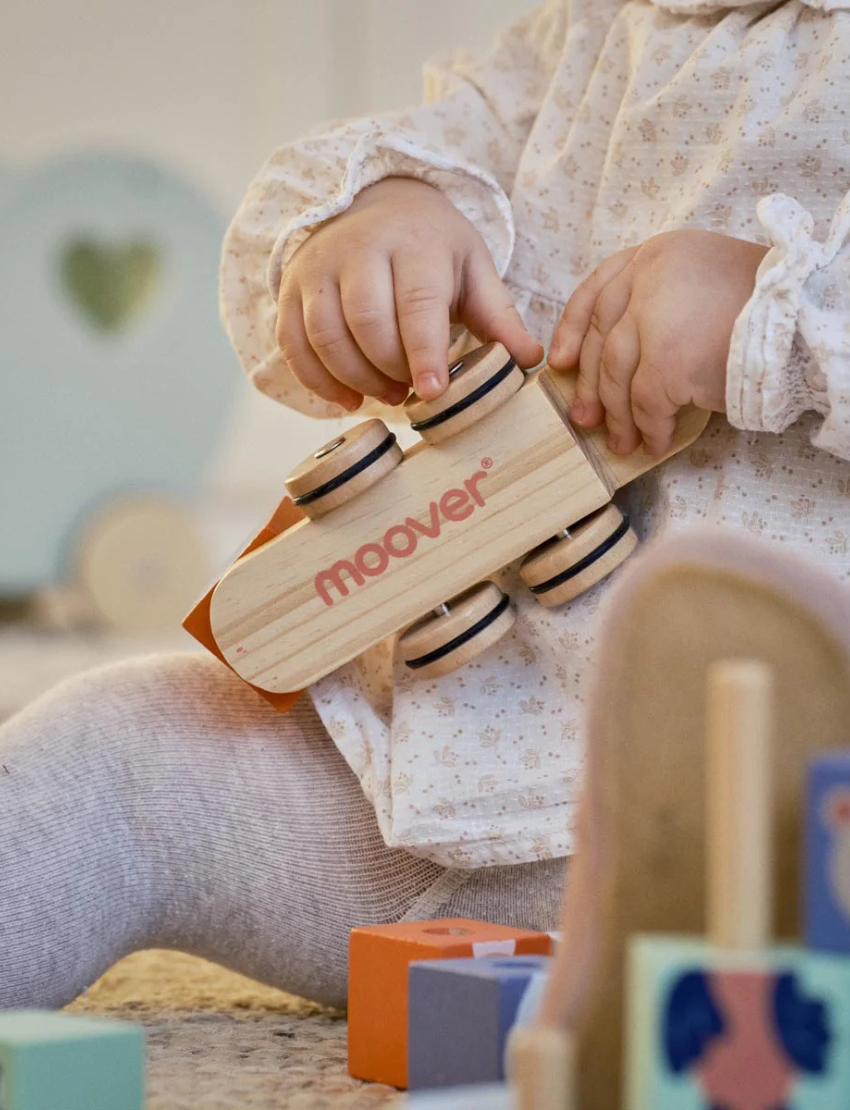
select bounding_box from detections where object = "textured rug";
[66,950,401,1109]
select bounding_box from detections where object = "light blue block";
[406,1082,511,1108]
[627,935,850,1110]
[0,151,239,590]
[0,1010,144,1110]
[408,955,552,1090]
[806,752,850,954]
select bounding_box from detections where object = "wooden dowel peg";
[706,659,774,951]
[507,1025,574,1110]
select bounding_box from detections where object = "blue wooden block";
[407,955,552,1090]
[405,1082,511,1108]
[0,1010,145,1110]
[806,751,850,954]
[627,935,850,1110]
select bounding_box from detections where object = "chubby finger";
[630,362,680,457]
[571,271,634,428]
[598,313,642,455]
[573,326,606,429]
[393,250,454,401]
[276,290,364,411]
[340,257,408,385]
[303,282,407,402]
[549,247,638,371]
[459,248,544,369]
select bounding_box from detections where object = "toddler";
[2,0,849,1011]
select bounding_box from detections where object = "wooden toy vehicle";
[187,342,709,701]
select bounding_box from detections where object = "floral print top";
[220,0,850,868]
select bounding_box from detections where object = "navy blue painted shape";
[805,752,850,954]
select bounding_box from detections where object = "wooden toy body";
[347,917,552,1089]
[205,369,709,696]
[0,1011,145,1110]
[806,753,850,955]
[627,935,850,1110]
[407,955,552,1090]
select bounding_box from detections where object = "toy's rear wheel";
[72,496,208,633]
[404,342,525,444]
[520,504,637,607]
[285,419,403,519]
[398,581,515,678]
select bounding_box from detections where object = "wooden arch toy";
[185,343,710,706]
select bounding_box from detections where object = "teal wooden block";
[405,1082,511,1108]
[627,935,850,1110]
[0,1010,144,1110]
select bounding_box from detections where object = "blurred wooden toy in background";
[514,530,850,1110]
[806,753,850,955]
[0,1010,145,1110]
[347,918,551,1090]
[627,662,850,1108]
[186,342,709,706]
[0,152,238,634]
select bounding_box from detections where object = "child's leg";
[0,653,563,1010]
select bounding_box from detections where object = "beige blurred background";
[0,1,534,639]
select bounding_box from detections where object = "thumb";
[457,250,543,369]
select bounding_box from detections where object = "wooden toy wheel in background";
[404,342,525,444]
[519,503,638,607]
[285,419,403,519]
[397,581,516,679]
[71,496,208,633]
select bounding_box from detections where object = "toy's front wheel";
[520,504,637,607]
[398,581,515,678]
[404,342,524,444]
[285,419,403,519]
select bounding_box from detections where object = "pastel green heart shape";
[61,238,162,332]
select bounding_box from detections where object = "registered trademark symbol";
[481,457,493,469]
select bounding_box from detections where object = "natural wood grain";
[284,419,403,519]
[520,504,638,607]
[706,659,774,950]
[508,1026,574,1110]
[397,581,515,678]
[210,373,610,692]
[404,341,524,444]
[538,368,711,491]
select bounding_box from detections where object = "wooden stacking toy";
[806,752,850,955]
[0,1010,145,1110]
[627,661,850,1107]
[347,917,551,1089]
[507,529,850,1110]
[407,954,552,1090]
[184,342,709,708]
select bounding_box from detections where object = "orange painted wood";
[347,917,552,1089]
[182,494,307,713]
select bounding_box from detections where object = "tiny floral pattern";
[221,0,850,868]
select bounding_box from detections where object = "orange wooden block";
[348,917,552,1089]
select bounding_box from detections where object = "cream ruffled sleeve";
[727,191,850,462]
[220,2,568,419]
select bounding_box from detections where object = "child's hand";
[548,230,769,456]
[276,177,543,411]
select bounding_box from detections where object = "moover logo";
[315,467,490,606]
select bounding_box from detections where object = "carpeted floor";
[65,950,402,1109]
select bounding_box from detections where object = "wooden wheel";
[403,342,525,444]
[519,504,637,607]
[398,581,515,678]
[285,419,403,519]
[73,496,208,633]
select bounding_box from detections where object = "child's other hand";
[276,177,542,411]
[547,230,769,456]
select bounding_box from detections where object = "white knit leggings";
[0,652,563,1010]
